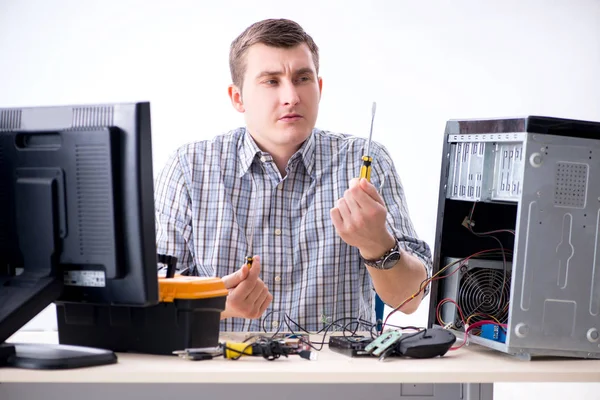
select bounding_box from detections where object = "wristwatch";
[363,240,402,270]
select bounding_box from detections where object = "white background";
[1,0,599,398]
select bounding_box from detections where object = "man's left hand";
[330,178,396,261]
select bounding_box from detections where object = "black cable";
[262,310,285,338]
[284,315,373,351]
[259,310,419,352]
[284,313,314,334]
[341,319,380,340]
[283,315,329,351]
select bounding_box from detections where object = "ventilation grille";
[75,144,114,256]
[554,162,588,209]
[72,106,114,128]
[458,267,511,325]
[0,109,22,131]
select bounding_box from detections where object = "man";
[154,18,432,332]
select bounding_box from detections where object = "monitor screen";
[0,102,159,345]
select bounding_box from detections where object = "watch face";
[382,251,401,269]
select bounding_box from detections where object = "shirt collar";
[296,128,316,178]
[237,128,317,178]
[237,129,262,177]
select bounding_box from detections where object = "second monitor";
[0,102,159,367]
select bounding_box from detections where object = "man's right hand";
[220,255,273,320]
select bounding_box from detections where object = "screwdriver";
[246,217,254,270]
[359,102,377,182]
[245,177,257,270]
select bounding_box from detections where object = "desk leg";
[465,383,494,400]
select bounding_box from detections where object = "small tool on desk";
[173,346,222,361]
[225,338,316,361]
[173,337,316,361]
[359,101,377,182]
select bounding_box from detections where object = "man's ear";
[318,77,323,100]
[228,84,245,113]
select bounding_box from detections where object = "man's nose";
[281,81,300,106]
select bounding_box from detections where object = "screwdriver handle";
[224,342,254,359]
[360,156,373,182]
[246,256,253,270]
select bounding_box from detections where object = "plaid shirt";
[154,127,432,332]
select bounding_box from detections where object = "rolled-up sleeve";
[371,142,433,297]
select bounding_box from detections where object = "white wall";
[1,0,600,397]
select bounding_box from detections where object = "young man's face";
[229,43,322,152]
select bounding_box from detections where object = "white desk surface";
[2,331,599,384]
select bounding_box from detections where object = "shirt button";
[274,229,281,236]
[260,156,267,163]
[274,275,281,283]
[277,184,284,190]
[272,320,279,328]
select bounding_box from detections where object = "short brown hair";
[229,19,319,89]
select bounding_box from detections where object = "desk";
[1,331,599,400]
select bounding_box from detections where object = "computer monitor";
[0,102,158,367]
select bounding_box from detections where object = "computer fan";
[457,266,511,325]
[439,258,511,329]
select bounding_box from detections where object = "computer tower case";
[430,116,600,359]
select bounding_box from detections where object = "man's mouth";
[280,113,303,121]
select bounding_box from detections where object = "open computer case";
[429,116,600,360]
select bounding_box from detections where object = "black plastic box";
[56,295,226,355]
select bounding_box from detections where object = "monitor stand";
[1,342,117,369]
[0,343,16,366]
[0,175,117,370]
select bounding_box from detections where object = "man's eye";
[265,79,278,85]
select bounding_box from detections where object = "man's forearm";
[366,250,428,314]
